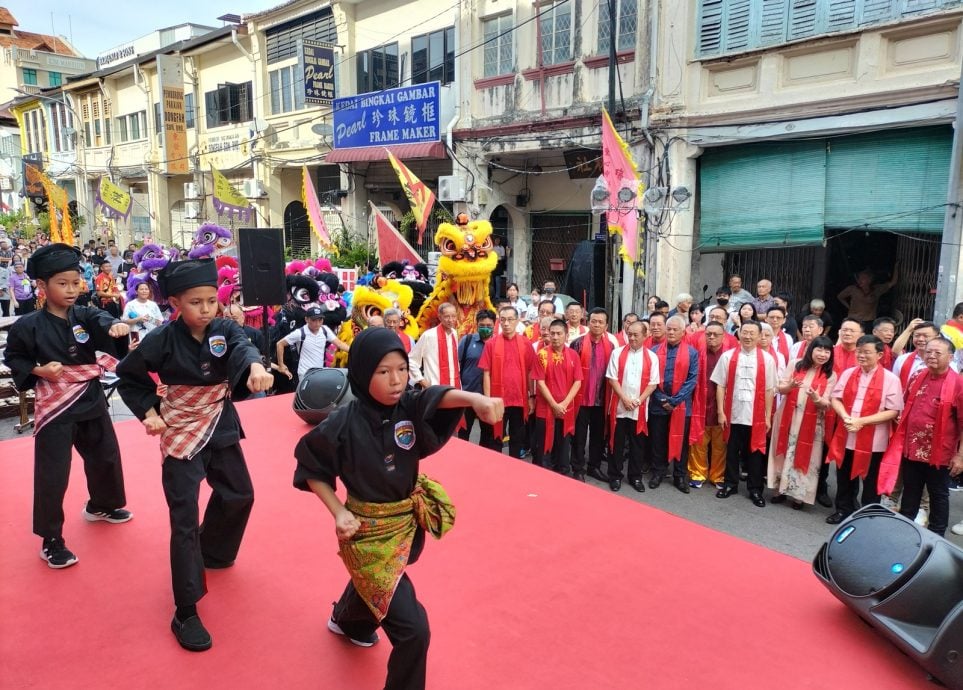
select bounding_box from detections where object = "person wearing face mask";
[541,281,565,315]
[703,287,731,324]
[457,309,500,449]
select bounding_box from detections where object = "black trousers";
[33,409,126,540]
[0,298,10,316]
[724,424,765,493]
[532,418,572,473]
[458,408,499,451]
[14,297,35,315]
[834,449,883,516]
[572,405,606,472]
[334,571,430,690]
[162,443,254,607]
[609,417,648,481]
[898,458,951,536]
[648,414,691,479]
[500,406,527,459]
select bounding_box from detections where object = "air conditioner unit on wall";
[438,175,466,202]
[184,201,200,219]
[184,182,199,199]
[243,179,266,198]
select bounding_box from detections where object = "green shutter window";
[699,140,827,249]
[824,126,952,233]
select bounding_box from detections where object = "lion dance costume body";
[333,278,420,366]
[415,213,497,337]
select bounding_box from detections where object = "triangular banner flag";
[370,201,425,266]
[302,166,337,255]
[386,149,436,245]
[600,108,643,264]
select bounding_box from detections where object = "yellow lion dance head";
[435,216,499,305]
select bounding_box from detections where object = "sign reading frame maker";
[332,81,441,149]
[300,39,336,106]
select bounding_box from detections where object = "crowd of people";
[4,232,963,688]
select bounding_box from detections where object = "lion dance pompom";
[415,213,497,337]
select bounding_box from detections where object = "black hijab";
[347,327,407,410]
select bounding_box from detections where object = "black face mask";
[717,298,729,306]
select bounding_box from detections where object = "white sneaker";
[951,520,963,536]
[914,509,929,528]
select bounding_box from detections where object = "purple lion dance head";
[126,243,171,302]
[188,222,233,259]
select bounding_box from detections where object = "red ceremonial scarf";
[723,348,768,454]
[878,370,959,494]
[833,345,857,374]
[528,322,541,344]
[491,334,531,438]
[399,332,413,354]
[689,342,709,444]
[827,366,885,479]
[776,332,790,363]
[536,347,579,452]
[578,334,614,407]
[608,347,653,451]
[775,367,829,472]
[436,324,460,388]
[656,342,692,462]
[616,331,628,346]
[881,344,893,370]
[897,353,920,389]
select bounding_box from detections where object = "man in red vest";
[711,321,778,507]
[570,307,618,481]
[878,337,963,536]
[892,321,940,388]
[826,335,903,524]
[605,320,660,492]
[531,319,582,474]
[481,305,536,460]
[648,315,699,492]
[689,322,734,489]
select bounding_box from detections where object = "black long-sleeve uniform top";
[116,317,262,448]
[293,386,462,503]
[3,305,120,422]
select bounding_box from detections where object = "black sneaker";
[327,617,379,647]
[40,537,78,569]
[171,614,213,652]
[82,503,133,524]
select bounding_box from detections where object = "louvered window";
[697,0,963,58]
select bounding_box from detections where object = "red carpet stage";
[0,394,932,689]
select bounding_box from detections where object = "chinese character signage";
[333,82,440,149]
[157,54,189,175]
[302,40,336,106]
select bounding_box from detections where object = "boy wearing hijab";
[294,328,503,690]
[4,244,133,569]
[116,258,274,652]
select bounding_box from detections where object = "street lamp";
[11,88,89,242]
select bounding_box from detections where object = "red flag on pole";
[370,201,425,266]
[386,149,436,245]
[600,108,643,264]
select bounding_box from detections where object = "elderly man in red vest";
[878,336,963,536]
[570,307,618,482]
[826,334,903,524]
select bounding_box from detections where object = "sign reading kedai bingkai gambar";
[332,82,440,149]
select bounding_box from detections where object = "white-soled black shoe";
[82,503,133,524]
[327,617,379,647]
[40,537,78,569]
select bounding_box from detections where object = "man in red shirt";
[531,319,582,474]
[879,336,963,536]
[688,322,732,489]
[481,305,537,459]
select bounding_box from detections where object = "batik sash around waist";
[158,382,229,460]
[33,354,119,434]
[341,474,456,621]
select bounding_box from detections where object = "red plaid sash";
[159,383,229,460]
[34,354,119,434]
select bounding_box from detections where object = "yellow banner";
[97,176,132,219]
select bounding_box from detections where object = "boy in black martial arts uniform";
[294,327,503,690]
[3,243,132,569]
[116,258,273,652]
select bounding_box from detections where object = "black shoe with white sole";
[40,537,78,569]
[327,617,379,647]
[83,503,133,524]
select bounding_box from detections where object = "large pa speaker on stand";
[293,368,355,425]
[813,505,963,688]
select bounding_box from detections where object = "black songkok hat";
[156,258,217,298]
[26,243,82,280]
[347,327,408,409]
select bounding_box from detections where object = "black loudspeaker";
[237,228,287,306]
[813,505,963,688]
[293,368,355,425]
[563,240,606,309]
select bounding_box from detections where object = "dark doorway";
[283,200,311,258]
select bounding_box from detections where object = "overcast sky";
[11,1,259,58]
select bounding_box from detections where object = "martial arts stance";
[116,258,273,651]
[3,243,132,568]
[294,328,503,690]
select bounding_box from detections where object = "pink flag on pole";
[302,166,338,255]
[369,201,425,266]
[600,108,643,264]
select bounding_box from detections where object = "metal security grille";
[266,9,337,64]
[724,246,820,311]
[530,212,593,292]
[893,233,938,323]
[284,200,312,258]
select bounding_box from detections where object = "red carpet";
[0,394,932,689]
